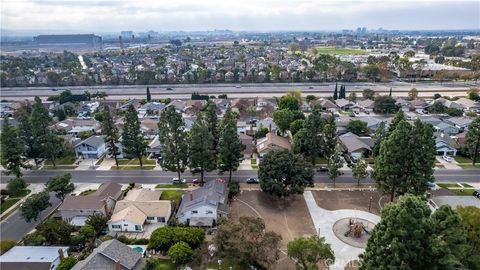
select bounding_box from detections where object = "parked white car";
[172,178,187,184]
[442,155,453,162]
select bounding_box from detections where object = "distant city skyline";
[1,0,479,35]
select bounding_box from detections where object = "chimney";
[115,260,121,270]
[58,248,64,261]
[189,191,193,201]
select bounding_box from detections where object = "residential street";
[0,192,61,241]
[3,168,480,184]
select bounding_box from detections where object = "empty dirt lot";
[229,190,317,270]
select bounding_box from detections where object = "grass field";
[111,165,155,170]
[155,183,188,189]
[453,155,473,164]
[437,183,460,189]
[450,189,476,196]
[160,190,184,205]
[117,157,156,166]
[315,46,368,55]
[45,155,76,166]
[0,189,31,214]
[79,189,97,196]
[461,183,474,188]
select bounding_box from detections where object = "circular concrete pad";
[333,218,376,248]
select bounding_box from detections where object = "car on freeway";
[309,86,314,89]
[172,178,187,184]
[442,155,453,162]
[246,177,259,184]
[317,166,328,172]
[51,88,58,91]
[235,85,242,88]
[166,87,173,90]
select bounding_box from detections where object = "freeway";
[5,168,480,184]
[1,81,477,100]
[0,193,61,241]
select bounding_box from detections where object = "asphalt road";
[0,192,61,241]
[1,81,477,100]
[5,168,480,184]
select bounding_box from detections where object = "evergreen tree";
[389,87,392,96]
[31,97,55,164]
[188,113,216,184]
[388,109,405,134]
[101,106,120,167]
[360,195,435,270]
[146,87,151,102]
[1,118,28,177]
[20,191,51,223]
[327,152,343,187]
[43,133,64,167]
[259,150,313,198]
[333,83,338,100]
[465,117,480,165]
[371,121,386,157]
[352,159,369,186]
[16,102,41,167]
[122,105,147,167]
[339,85,346,99]
[293,107,324,164]
[204,100,219,151]
[217,125,244,183]
[322,116,338,162]
[45,173,75,202]
[158,106,189,179]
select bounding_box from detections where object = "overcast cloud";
[1,0,479,33]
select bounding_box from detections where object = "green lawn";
[437,183,460,189]
[117,157,156,166]
[160,190,184,205]
[111,165,155,170]
[461,183,474,188]
[147,259,175,270]
[0,189,31,214]
[155,183,188,189]
[43,165,78,170]
[458,164,480,168]
[315,157,328,165]
[453,155,473,164]
[79,189,97,196]
[450,189,476,196]
[45,155,76,166]
[315,46,368,55]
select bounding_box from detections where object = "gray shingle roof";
[72,239,142,270]
[75,135,105,148]
[177,179,226,216]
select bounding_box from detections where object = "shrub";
[168,241,193,266]
[148,227,205,253]
[228,181,240,200]
[116,235,132,244]
[0,240,15,255]
[57,256,78,270]
[22,232,45,246]
[7,178,27,196]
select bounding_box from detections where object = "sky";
[1,0,479,34]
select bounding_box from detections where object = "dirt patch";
[230,190,317,270]
[311,190,383,215]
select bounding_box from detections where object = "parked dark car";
[192,178,200,185]
[246,177,259,184]
[317,166,328,172]
[191,167,201,174]
[166,87,173,90]
[473,190,480,199]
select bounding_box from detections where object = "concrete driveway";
[303,191,380,270]
[436,156,461,170]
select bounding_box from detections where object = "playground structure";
[344,218,370,238]
[333,217,375,248]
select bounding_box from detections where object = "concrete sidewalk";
[303,191,380,270]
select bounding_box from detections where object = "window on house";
[135,225,142,231]
[147,217,155,220]
[111,225,121,229]
[157,217,165,223]
[206,210,213,214]
[123,224,128,226]
[192,210,198,214]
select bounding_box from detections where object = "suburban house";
[59,182,123,226]
[146,135,161,157]
[431,98,464,110]
[239,133,254,159]
[395,98,410,112]
[314,98,338,112]
[0,246,69,270]
[354,99,375,113]
[72,239,143,270]
[445,117,474,131]
[358,116,385,132]
[435,134,458,156]
[335,98,354,110]
[433,122,460,136]
[51,119,100,135]
[74,135,106,159]
[237,121,247,134]
[108,188,171,232]
[176,179,228,227]
[339,132,372,158]
[409,99,429,113]
[165,100,186,113]
[455,98,480,113]
[405,111,418,121]
[138,102,165,118]
[256,117,278,133]
[256,132,291,157]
